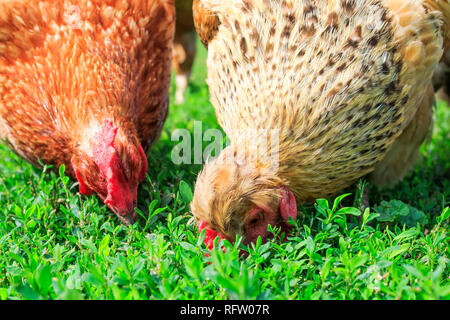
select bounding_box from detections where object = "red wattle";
[71,159,94,196]
[92,119,135,215]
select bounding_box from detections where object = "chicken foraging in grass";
[191,0,449,246]
[173,0,197,104]
[0,0,175,225]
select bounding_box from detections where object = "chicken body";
[173,0,197,104]
[191,0,449,244]
[0,0,175,225]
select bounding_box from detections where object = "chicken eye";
[247,210,264,226]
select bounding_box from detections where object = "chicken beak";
[121,213,138,226]
[110,206,138,226]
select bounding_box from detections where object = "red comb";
[280,186,297,225]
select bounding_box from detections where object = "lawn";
[0,40,448,300]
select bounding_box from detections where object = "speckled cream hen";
[173,0,197,104]
[191,0,449,246]
[0,0,175,225]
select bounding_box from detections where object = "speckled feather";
[191,0,448,238]
[193,0,220,47]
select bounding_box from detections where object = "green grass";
[0,41,448,300]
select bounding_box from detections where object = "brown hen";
[191,0,449,246]
[0,0,175,225]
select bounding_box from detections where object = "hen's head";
[191,149,297,248]
[70,119,148,225]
